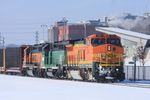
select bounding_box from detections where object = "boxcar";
[0,49,3,67]
[5,46,27,74]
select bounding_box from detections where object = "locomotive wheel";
[44,70,48,78]
[21,68,28,76]
[52,69,62,79]
[33,68,40,77]
[95,75,106,83]
[118,72,125,82]
[40,69,48,78]
[62,67,68,79]
[79,68,89,81]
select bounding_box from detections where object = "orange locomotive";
[66,34,125,82]
[22,44,46,77]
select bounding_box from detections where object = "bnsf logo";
[94,53,117,59]
[105,52,117,58]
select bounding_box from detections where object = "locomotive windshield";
[91,38,105,46]
[107,39,121,46]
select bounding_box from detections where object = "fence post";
[133,55,137,82]
[127,66,128,80]
[143,66,145,80]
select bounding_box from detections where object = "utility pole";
[133,55,137,82]
[35,31,39,44]
[2,37,5,47]
[0,32,2,45]
[41,24,47,41]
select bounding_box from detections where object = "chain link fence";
[124,66,150,80]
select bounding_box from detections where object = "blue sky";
[0,0,149,45]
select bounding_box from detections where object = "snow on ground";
[0,75,150,100]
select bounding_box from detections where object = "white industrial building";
[96,27,150,80]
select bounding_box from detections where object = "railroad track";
[30,76,150,89]
[110,83,150,89]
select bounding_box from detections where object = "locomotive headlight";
[101,54,106,59]
[107,45,111,51]
[42,57,44,61]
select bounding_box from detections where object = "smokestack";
[105,17,108,26]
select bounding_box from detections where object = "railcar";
[0,48,5,72]
[46,43,68,78]
[22,43,52,77]
[0,46,28,74]
[66,34,125,82]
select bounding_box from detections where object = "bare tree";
[136,45,145,66]
[136,45,146,80]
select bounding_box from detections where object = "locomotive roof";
[96,27,150,40]
[87,33,120,39]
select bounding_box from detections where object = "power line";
[41,24,47,41]
[0,31,42,33]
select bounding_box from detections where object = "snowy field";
[0,75,150,100]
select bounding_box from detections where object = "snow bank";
[0,75,149,100]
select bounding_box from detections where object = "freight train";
[0,34,125,82]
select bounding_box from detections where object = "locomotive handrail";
[42,43,49,51]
